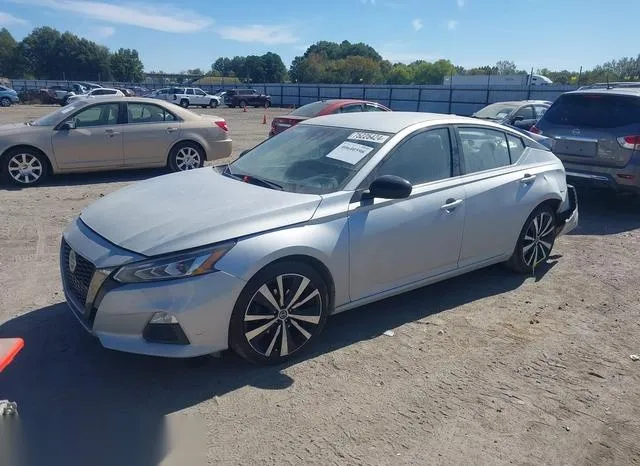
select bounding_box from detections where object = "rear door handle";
[520,173,537,184]
[440,198,463,212]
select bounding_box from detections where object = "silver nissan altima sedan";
[60,112,578,364]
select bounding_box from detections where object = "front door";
[456,126,548,268]
[348,127,466,301]
[123,102,181,166]
[51,102,124,169]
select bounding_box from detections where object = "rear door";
[123,102,181,167]
[537,93,640,168]
[455,126,547,268]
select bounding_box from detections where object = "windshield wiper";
[223,166,284,191]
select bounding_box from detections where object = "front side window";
[186,89,195,95]
[534,105,548,118]
[71,104,120,128]
[340,104,364,113]
[365,104,386,112]
[127,103,176,123]
[514,106,535,119]
[459,127,511,174]
[195,89,206,96]
[377,128,452,185]
[229,125,391,194]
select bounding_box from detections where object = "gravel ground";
[0,104,639,466]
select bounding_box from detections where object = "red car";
[269,99,391,137]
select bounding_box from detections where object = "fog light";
[143,312,189,345]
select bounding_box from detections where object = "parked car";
[472,100,551,131]
[0,85,19,107]
[270,99,391,136]
[115,87,136,97]
[130,86,149,96]
[44,83,89,105]
[66,88,125,104]
[0,97,231,186]
[531,87,640,194]
[151,87,221,108]
[225,88,271,108]
[59,112,577,364]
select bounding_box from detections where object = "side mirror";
[59,120,76,130]
[366,175,412,200]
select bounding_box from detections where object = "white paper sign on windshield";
[326,141,374,165]
[347,132,389,144]
[60,106,76,115]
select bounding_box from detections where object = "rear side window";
[365,104,386,112]
[543,94,640,128]
[507,134,526,161]
[289,101,330,117]
[459,127,511,174]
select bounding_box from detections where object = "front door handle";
[440,198,463,212]
[105,129,119,137]
[520,173,537,184]
[166,127,178,133]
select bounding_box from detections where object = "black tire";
[239,100,247,109]
[210,99,219,109]
[228,104,236,109]
[201,105,208,108]
[506,204,557,274]
[180,99,189,108]
[167,142,205,172]
[229,261,330,365]
[0,97,11,107]
[264,100,271,108]
[2,148,49,186]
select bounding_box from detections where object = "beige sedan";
[0,97,232,186]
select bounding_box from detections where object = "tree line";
[1,27,638,86]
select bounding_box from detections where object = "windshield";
[289,101,330,118]
[228,125,391,194]
[474,103,518,120]
[543,94,640,128]
[31,103,84,126]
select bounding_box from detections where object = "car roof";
[564,88,640,98]
[486,100,550,106]
[303,111,480,133]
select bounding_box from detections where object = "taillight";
[215,120,228,132]
[529,125,541,135]
[617,135,640,150]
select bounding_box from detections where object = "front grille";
[61,239,96,307]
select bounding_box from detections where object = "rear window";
[543,94,640,128]
[289,101,330,118]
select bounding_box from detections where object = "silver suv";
[532,87,640,194]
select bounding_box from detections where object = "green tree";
[495,60,518,75]
[261,52,287,82]
[110,48,144,82]
[0,28,17,77]
[386,63,415,84]
[212,57,232,76]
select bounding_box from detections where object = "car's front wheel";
[229,261,330,365]
[168,142,205,172]
[2,148,48,186]
[0,97,12,107]
[210,99,219,108]
[507,204,557,274]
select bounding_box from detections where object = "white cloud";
[7,0,212,33]
[218,25,298,45]
[92,26,115,38]
[411,18,423,32]
[447,20,458,30]
[457,0,465,8]
[0,11,27,25]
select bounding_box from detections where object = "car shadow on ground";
[0,262,555,466]
[569,187,640,236]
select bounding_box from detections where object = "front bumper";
[60,218,246,358]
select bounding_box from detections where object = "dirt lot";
[0,104,639,466]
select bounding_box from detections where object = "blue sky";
[1,0,639,73]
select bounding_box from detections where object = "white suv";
[164,87,221,109]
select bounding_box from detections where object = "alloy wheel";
[0,97,11,107]
[243,273,323,358]
[7,153,43,184]
[522,211,555,268]
[175,147,202,171]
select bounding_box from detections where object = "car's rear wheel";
[3,149,48,186]
[210,99,219,108]
[239,100,247,109]
[180,99,189,108]
[0,97,12,107]
[507,205,557,274]
[229,261,330,365]
[168,142,205,172]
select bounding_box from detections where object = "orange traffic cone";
[243,104,247,113]
[262,112,267,125]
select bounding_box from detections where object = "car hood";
[80,167,322,256]
[0,123,34,135]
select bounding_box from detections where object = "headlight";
[113,242,235,283]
